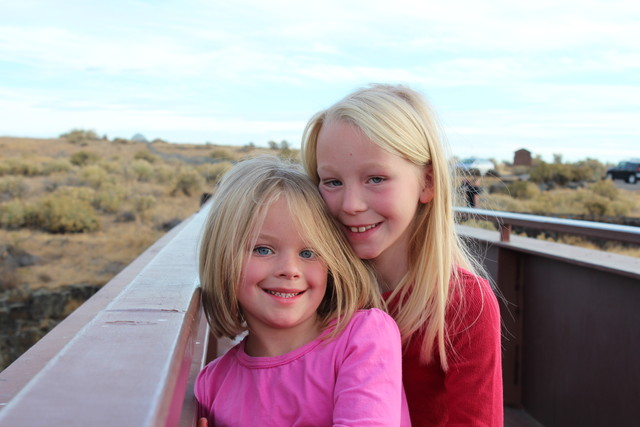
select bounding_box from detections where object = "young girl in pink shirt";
[302,84,503,426]
[195,155,410,426]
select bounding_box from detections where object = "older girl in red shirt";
[302,83,503,426]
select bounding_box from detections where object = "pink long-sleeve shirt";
[195,308,411,426]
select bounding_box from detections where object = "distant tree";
[60,129,99,145]
[553,153,563,164]
[268,140,279,150]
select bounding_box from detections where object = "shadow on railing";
[0,206,638,426]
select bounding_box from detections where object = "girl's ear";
[419,165,434,204]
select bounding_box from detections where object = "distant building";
[514,148,532,166]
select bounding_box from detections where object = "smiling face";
[237,196,328,351]
[316,119,432,276]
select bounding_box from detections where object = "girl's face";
[238,197,328,346]
[315,119,432,268]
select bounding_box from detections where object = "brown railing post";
[500,224,512,242]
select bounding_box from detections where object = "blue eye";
[369,176,384,184]
[299,249,315,259]
[253,246,273,256]
[323,179,342,187]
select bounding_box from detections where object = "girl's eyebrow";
[317,164,337,174]
[319,160,387,172]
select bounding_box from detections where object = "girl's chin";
[351,246,382,261]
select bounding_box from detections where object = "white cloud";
[0,0,638,162]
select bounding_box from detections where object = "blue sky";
[1,0,638,163]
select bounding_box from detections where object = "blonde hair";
[302,83,483,369]
[199,155,381,340]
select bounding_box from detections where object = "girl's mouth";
[264,290,304,298]
[348,223,378,233]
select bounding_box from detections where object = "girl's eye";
[253,246,273,256]
[369,176,384,184]
[299,249,316,259]
[322,179,342,188]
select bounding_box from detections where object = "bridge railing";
[0,206,638,426]
[0,205,212,427]
[458,209,640,426]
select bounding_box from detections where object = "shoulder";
[195,345,240,394]
[452,268,498,309]
[338,308,401,342]
[349,308,399,330]
[448,268,500,334]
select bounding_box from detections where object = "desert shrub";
[588,179,619,200]
[112,137,130,144]
[511,165,531,176]
[609,200,633,216]
[241,142,256,152]
[487,181,511,195]
[132,194,156,220]
[51,186,96,203]
[131,160,154,182]
[97,160,122,175]
[480,194,526,212]
[42,159,72,175]
[93,183,127,213]
[0,177,29,199]
[529,159,608,186]
[573,159,607,182]
[528,191,580,215]
[278,148,299,161]
[506,181,540,200]
[582,197,610,217]
[171,169,204,196]
[209,148,234,161]
[34,190,100,233]
[197,162,232,183]
[529,162,573,186]
[70,151,100,166]
[134,150,159,164]
[78,165,109,188]
[60,129,99,145]
[2,158,41,176]
[0,200,34,229]
[153,164,175,183]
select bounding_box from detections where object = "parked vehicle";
[454,158,495,176]
[605,160,640,184]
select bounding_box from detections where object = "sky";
[1,0,638,164]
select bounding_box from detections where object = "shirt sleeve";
[445,277,503,426]
[194,358,220,422]
[332,309,410,427]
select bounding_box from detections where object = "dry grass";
[1,135,294,291]
[458,174,640,258]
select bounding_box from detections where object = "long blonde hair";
[199,155,381,340]
[302,84,482,369]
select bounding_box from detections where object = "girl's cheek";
[320,193,341,217]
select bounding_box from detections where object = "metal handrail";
[455,207,640,244]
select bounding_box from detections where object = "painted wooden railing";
[0,206,638,426]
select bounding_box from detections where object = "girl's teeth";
[267,290,301,298]
[349,224,376,233]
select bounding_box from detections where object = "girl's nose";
[277,253,301,279]
[341,185,367,215]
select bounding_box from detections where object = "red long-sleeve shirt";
[386,269,503,426]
